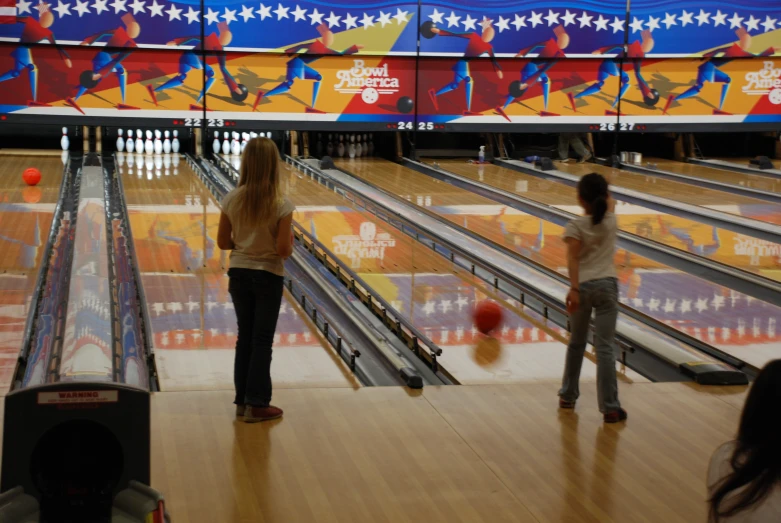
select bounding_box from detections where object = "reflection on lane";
[647,158,781,196]
[118,154,359,391]
[338,157,781,370]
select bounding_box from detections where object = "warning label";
[37,390,118,405]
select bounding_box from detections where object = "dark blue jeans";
[228,268,284,407]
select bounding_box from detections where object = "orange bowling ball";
[22,186,42,203]
[23,168,41,186]
[474,300,503,335]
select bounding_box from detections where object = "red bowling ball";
[22,168,41,186]
[474,300,503,335]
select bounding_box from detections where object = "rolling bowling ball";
[397,96,414,114]
[23,167,41,186]
[232,84,249,102]
[23,186,42,203]
[420,21,437,39]
[474,300,503,335]
[79,70,100,89]
[643,88,660,107]
[508,80,526,99]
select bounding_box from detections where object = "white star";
[679,10,693,27]
[561,10,576,26]
[594,14,608,31]
[544,10,559,26]
[445,10,460,28]
[109,0,125,13]
[462,14,476,30]
[393,8,408,25]
[16,0,32,14]
[712,10,727,27]
[577,11,592,27]
[695,9,710,26]
[73,0,90,16]
[184,5,199,23]
[496,15,509,32]
[429,8,444,24]
[630,16,644,32]
[53,0,71,17]
[663,299,676,313]
[128,0,144,14]
[646,15,660,31]
[745,15,759,31]
[610,16,624,33]
[696,298,709,313]
[325,10,340,27]
[360,12,374,28]
[761,16,777,32]
[662,12,676,29]
[239,4,254,22]
[273,3,288,20]
[291,4,306,21]
[377,11,391,27]
[308,7,323,25]
[204,7,219,24]
[164,2,181,20]
[343,12,357,29]
[148,0,163,17]
[680,299,692,313]
[512,14,527,30]
[728,12,743,29]
[256,3,271,20]
[529,11,543,28]
[92,0,108,14]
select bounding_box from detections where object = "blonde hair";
[235,137,280,225]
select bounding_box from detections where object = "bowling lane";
[425,159,781,283]
[646,158,781,196]
[0,155,64,395]
[336,157,781,369]
[118,154,359,392]
[554,162,781,227]
[288,163,645,384]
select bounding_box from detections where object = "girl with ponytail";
[558,173,626,423]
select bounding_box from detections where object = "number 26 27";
[599,122,635,131]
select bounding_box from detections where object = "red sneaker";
[244,405,283,423]
[559,398,576,409]
[604,408,628,424]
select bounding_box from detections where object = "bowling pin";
[240,132,248,153]
[135,129,143,154]
[163,130,171,154]
[172,130,180,153]
[212,131,221,154]
[61,150,69,166]
[250,132,258,140]
[356,140,362,157]
[145,131,154,155]
[222,132,230,155]
[126,130,135,153]
[348,140,356,159]
[116,129,125,152]
[154,130,163,155]
[337,135,345,157]
[231,132,241,155]
[60,127,69,151]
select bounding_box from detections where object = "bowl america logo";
[334,60,401,104]
[743,61,781,105]
[332,222,396,268]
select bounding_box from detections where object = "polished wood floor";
[149,381,747,523]
[647,158,781,195]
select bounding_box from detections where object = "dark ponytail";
[577,173,610,225]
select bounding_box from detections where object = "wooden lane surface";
[647,158,781,195]
[554,161,781,227]
[149,382,747,522]
[714,158,780,172]
[336,158,781,370]
[288,166,646,385]
[119,156,359,392]
[0,155,63,395]
[427,158,781,282]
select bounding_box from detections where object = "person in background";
[708,359,781,522]
[218,137,294,423]
[558,173,626,423]
[558,132,592,163]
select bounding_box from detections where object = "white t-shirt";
[707,441,781,522]
[221,187,295,277]
[562,212,618,284]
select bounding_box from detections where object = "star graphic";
[662,12,676,29]
[221,6,235,23]
[513,14,527,30]
[577,11,592,27]
[544,10,559,26]
[109,0,125,13]
[360,12,374,28]
[164,2,181,20]
[343,12,357,29]
[594,14,608,31]
[393,8,408,24]
[73,0,89,16]
[629,16,644,32]
[462,14,476,30]
[377,11,392,27]
[695,9,710,26]
[610,16,624,33]
[204,7,219,24]
[273,3,288,20]
[257,3,271,20]
[239,4,254,22]
[445,10,460,28]
[529,11,542,28]
[761,16,777,32]
[745,15,759,31]
[92,0,108,15]
[184,5,199,24]
[561,10,576,26]
[16,0,32,14]
[429,8,443,24]
[679,10,693,27]
[646,15,660,31]
[291,4,306,22]
[128,0,144,14]
[308,7,323,25]
[148,0,163,17]
[496,15,509,32]
[712,10,727,27]
[728,12,743,29]
[325,10,340,27]
[53,0,71,17]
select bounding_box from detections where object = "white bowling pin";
[60,127,69,151]
[337,139,345,158]
[212,131,221,154]
[135,130,144,154]
[154,130,163,155]
[222,132,230,155]
[240,132,248,153]
[231,132,241,155]
[163,130,171,154]
[326,137,334,157]
[250,132,258,140]
[126,130,135,153]
[172,130,180,153]
[356,141,362,157]
[348,142,356,159]
[145,131,154,155]
[116,129,125,152]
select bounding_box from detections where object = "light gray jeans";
[559,277,621,413]
[557,133,590,160]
